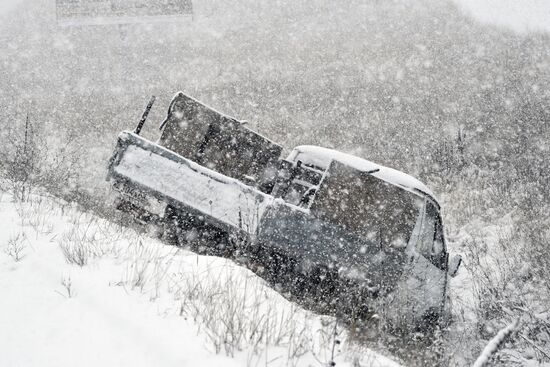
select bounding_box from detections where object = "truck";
[107,92,462,329]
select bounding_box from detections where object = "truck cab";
[256,145,454,326]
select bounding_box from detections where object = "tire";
[418,307,441,333]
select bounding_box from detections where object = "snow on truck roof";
[287,145,437,203]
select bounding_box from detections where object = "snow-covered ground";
[0,189,401,367]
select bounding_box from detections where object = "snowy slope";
[0,190,401,367]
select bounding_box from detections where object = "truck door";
[386,199,448,328]
[410,201,448,325]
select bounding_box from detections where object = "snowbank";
[0,190,401,367]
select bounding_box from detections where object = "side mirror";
[448,254,462,278]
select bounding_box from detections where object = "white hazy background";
[0,0,22,15]
[453,0,550,33]
[3,0,549,34]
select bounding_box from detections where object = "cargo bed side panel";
[109,132,272,234]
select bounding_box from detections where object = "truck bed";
[107,131,274,235]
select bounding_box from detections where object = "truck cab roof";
[287,145,438,206]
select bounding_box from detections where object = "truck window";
[432,217,447,270]
[417,201,447,270]
[417,202,436,258]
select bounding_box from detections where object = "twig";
[329,319,339,366]
[472,319,519,367]
[519,334,550,361]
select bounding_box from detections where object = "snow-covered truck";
[107,92,461,328]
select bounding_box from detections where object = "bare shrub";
[0,113,81,203]
[58,220,100,267]
[517,216,550,295]
[1,114,38,201]
[57,210,132,266]
[59,240,91,267]
[449,223,550,366]
[55,276,75,299]
[176,264,279,356]
[171,260,345,365]
[13,194,57,236]
[5,232,27,262]
[423,129,467,181]
[122,239,177,297]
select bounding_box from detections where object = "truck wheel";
[418,307,441,332]
[162,205,182,246]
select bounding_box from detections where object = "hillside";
[0,190,401,367]
[1,0,549,365]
